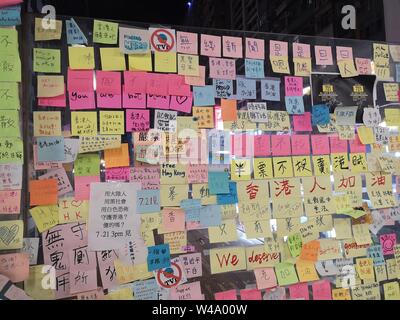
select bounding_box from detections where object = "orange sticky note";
[29,179,58,206]
[104,143,130,169]
[299,240,321,262]
[221,99,237,121]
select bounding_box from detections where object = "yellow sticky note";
[230,159,252,181]
[332,288,351,300]
[243,219,272,239]
[295,259,319,282]
[333,218,353,240]
[160,164,187,185]
[356,258,375,281]
[272,157,294,178]
[140,213,162,232]
[349,153,368,173]
[191,184,217,205]
[93,20,118,44]
[208,219,238,244]
[114,260,152,285]
[358,126,375,144]
[0,220,23,250]
[33,48,61,73]
[177,54,199,76]
[384,282,400,300]
[193,106,215,129]
[58,197,89,224]
[24,265,55,300]
[35,18,62,41]
[253,158,273,180]
[33,111,62,137]
[210,247,247,274]
[351,283,381,300]
[383,83,399,102]
[71,111,98,136]
[312,155,331,176]
[160,184,189,207]
[338,59,359,78]
[332,153,349,173]
[353,224,372,246]
[374,43,390,80]
[270,56,290,74]
[164,231,187,254]
[106,287,134,300]
[100,48,126,71]
[154,51,177,73]
[128,53,153,71]
[385,108,400,126]
[68,47,95,70]
[246,245,280,270]
[293,57,311,77]
[30,205,59,233]
[292,156,313,177]
[37,75,64,98]
[99,111,125,135]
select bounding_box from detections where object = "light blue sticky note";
[136,189,160,214]
[37,137,65,162]
[261,78,281,101]
[285,96,305,114]
[208,171,230,195]
[147,244,171,271]
[236,78,257,100]
[213,79,233,99]
[367,245,385,266]
[396,64,400,83]
[66,18,88,45]
[199,205,222,227]
[0,5,21,26]
[312,104,330,126]
[245,59,265,79]
[180,199,202,210]
[217,182,238,205]
[132,279,158,300]
[193,85,216,106]
[185,207,201,222]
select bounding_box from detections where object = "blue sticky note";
[261,79,281,101]
[199,205,222,227]
[285,96,305,114]
[245,59,265,79]
[217,182,238,205]
[0,5,21,26]
[66,18,88,45]
[147,244,171,272]
[236,78,257,100]
[185,207,201,222]
[136,189,160,214]
[312,104,330,126]
[367,245,385,266]
[396,64,400,83]
[213,79,233,99]
[132,279,158,300]
[37,137,65,162]
[180,199,202,210]
[208,171,230,195]
[193,85,215,106]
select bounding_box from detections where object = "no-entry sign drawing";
[156,261,186,288]
[149,28,176,52]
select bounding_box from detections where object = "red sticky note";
[289,283,309,300]
[330,136,348,153]
[254,135,271,157]
[240,289,262,300]
[349,135,366,153]
[293,112,312,132]
[311,135,330,155]
[271,135,292,156]
[312,280,332,300]
[215,289,237,300]
[291,135,310,155]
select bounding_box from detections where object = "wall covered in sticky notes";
[1,8,400,301]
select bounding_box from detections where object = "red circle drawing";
[150,29,175,52]
[156,262,182,288]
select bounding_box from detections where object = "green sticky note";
[33,48,61,73]
[275,262,299,286]
[0,82,20,109]
[0,52,21,82]
[287,233,303,258]
[0,28,18,53]
[0,110,20,137]
[0,137,23,164]
[74,153,100,176]
[93,20,118,44]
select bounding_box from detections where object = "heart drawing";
[0,224,19,246]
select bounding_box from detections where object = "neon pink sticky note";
[315,45,333,66]
[97,92,121,109]
[330,136,348,153]
[254,268,277,290]
[123,71,147,93]
[289,283,309,300]
[185,66,206,86]
[336,46,354,61]
[215,289,237,300]
[312,280,332,300]
[254,135,271,157]
[170,95,193,113]
[231,134,253,157]
[222,36,243,58]
[74,176,100,201]
[349,135,366,153]
[123,86,146,109]
[105,167,131,182]
[200,34,221,57]
[168,74,191,96]
[69,91,96,110]
[147,94,170,109]
[271,135,292,156]
[293,112,312,132]
[291,135,310,155]
[240,289,262,300]
[285,76,303,96]
[146,73,169,96]
[380,233,397,255]
[311,135,330,155]
[0,0,22,8]
[209,57,236,80]
[246,38,265,59]
[38,90,67,107]
[177,31,198,55]
[270,40,288,57]
[68,69,94,92]
[96,71,122,109]
[293,43,311,58]
[126,109,150,132]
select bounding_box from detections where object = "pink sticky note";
[291,135,311,155]
[240,289,262,300]
[96,250,118,290]
[124,71,147,93]
[254,135,271,157]
[215,289,237,300]
[349,135,366,153]
[0,253,29,283]
[126,109,150,132]
[180,252,202,278]
[130,166,160,190]
[222,36,243,58]
[209,57,236,80]
[330,136,348,153]
[271,135,292,156]
[171,281,203,300]
[336,46,354,61]
[105,167,131,182]
[68,69,94,92]
[311,135,330,155]
[200,34,221,57]
[69,250,98,294]
[97,92,121,109]
[162,208,185,233]
[312,280,332,300]
[231,134,253,157]
[69,91,96,110]
[177,31,198,55]
[293,43,311,58]
[285,76,303,96]
[146,73,169,96]
[147,94,170,109]
[246,38,265,59]
[380,233,397,255]
[293,112,312,132]
[170,95,193,113]
[254,268,277,290]
[168,74,191,96]
[0,190,21,214]
[355,58,372,75]
[96,71,122,109]
[289,283,309,300]
[123,86,146,109]
[38,89,66,107]
[185,66,206,87]
[270,40,288,57]
[315,45,333,66]
[74,176,100,201]
[187,165,208,184]
[0,0,22,8]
